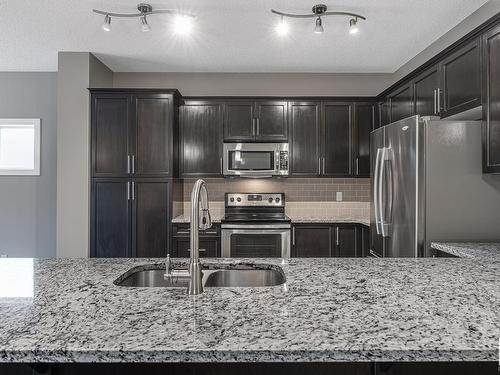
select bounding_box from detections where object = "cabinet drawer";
[173,223,220,236]
[172,237,220,258]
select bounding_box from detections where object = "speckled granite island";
[0,256,498,368]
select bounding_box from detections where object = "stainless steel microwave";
[223,143,289,177]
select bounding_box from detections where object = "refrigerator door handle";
[381,148,393,237]
[373,148,383,235]
[378,147,387,237]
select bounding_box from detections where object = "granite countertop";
[172,214,223,223]
[431,242,500,261]
[0,257,498,363]
[172,215,369,226]
[287,215,370,226]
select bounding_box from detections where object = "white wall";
[0,73,57,257]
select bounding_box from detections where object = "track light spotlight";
[314,17,324,34]
[349,18,360,35]
[140,15,151,32]
[102,14,111,32]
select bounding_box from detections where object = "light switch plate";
[336,191,343,201]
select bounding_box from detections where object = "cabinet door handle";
[437,88,441,113]
[131,155,135,174]
[127,155,131,174]
[220,157,223,174]
[336,227,339,246]
[318,158,321,175]
[256,118,260,136]
[356,157,359,175]
[322,157,326,175]
[292,227,295,246]
[131,181,135,200]
[433,89,437,115]
[127,181,131,201]
[252,118,256,136]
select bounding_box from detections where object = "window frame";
[0,118,41,176]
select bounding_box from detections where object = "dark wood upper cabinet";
[132,179,170,258]
[440,38,482,118]
[289,101,321,176]
[292,225,332,257]
[133,94,173,176]
[91,179,131,257]
[91,95,131,177]
[413,65,440,117]
[223,100,288,142]
[379,100,391,126]
[482,25,500,174]
[254,100,288,141]
[322,102,353,176]
[388,83,414,122]
[353,102,376,177]
[91,90,180,178]
[180,100,223,176]
[223,101,256,141]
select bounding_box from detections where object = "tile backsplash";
[182,178,370,202]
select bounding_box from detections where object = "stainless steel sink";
[115,266,285,288]
[204,269,285,287]
[116,269,190,288]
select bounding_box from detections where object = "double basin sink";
[115,265,285,288]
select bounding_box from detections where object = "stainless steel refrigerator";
[370,115,500,257]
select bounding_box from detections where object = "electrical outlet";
[336,191,343,201]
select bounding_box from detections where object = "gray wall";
[56,52,113,258]
[0,73,57,257]
[113,72,392,96]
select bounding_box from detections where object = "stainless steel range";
[221,193,291,258]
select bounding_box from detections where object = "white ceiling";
[0,0,489,72]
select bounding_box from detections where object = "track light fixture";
[102,14,111,32]
[314,17,324,34]
[349,17,360,35]
[93,3,195,34]
[271,3,365,35]
[276,16,289,36]
[140,15,151,32]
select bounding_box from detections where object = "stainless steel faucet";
[187,179,212,295]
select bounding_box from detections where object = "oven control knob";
[268,197,273,203]
[230,197,235,202]
[275,197,281,203]
[236,197,241,202]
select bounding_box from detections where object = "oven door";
[221,224,291,258]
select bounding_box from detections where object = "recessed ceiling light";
[173,15,193,35]
[276,16,289,36]
[349,18,360,35]
[102,14,111,32]
[314,17,324,34]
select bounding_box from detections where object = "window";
[0,119,40,176]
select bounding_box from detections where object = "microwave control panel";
[279,151,289,171]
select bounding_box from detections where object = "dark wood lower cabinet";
[292,224,367,258]
[91,178,173,258]
[171,224,220,257]
[292,225,332,257]
[5,361,495,375]
[91,179,131,257]
[132,179,170,258]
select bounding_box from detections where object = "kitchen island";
[0,256,498,373]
